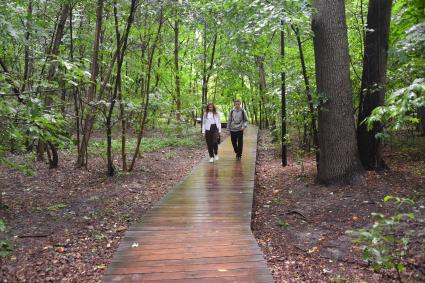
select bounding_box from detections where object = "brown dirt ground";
[252,130,425,283]
[1,129,424,282]
[0,130,224,282]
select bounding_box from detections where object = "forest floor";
[252,130,425,283]
[0,129,220,282]
[1,128,424,282]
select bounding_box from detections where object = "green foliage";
[47,203,68,211]
[367,78,425,138]
[276,218,289,228]
[88,127,202,157]
[347,196,416,279]
[0,219,13,257]
[0,92,72,172]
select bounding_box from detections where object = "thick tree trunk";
[357,0,393,170]
[312,0,363,184]
[293,24,319,165]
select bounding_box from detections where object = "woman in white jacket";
[202,103,221,163]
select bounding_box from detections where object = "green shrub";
[346,196,416,282]
[0,219,13,257]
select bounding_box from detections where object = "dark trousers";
[230,130,244,157]
[205,124,218,158]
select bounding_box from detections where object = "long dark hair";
[204,103,217,115]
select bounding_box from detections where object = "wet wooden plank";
[102,127,274,282]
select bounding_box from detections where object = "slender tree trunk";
[418,107,425,136]
[77,0,104,168]
[174,15,181,122]
[357,0,393,170]
[69,6,81,159]
[281,20,287,166]
[106,0,137,176]
[43,3,71,168]
[22,1,33,93]
[129,8,164,172]
[201,27,218,127]
[292,24,319,165]
[312,0,363,184]
[257,56,267,129]
[201,22,208,121]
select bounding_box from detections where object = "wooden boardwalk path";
[102,126,274,283]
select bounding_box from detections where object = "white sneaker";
[214,155,219,161]
[209,157,214,163]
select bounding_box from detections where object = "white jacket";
[202,112,222,134]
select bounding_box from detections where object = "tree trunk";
[280,20,287,166]
[22,1,33,93]
[312,0,363,184]
[129,8,164,172]
[44,3,71,168]
[106,0,137,176]
[357,0,393,170]
[257,56,267,129]
[292,24,319,165]
[77,0,104,168]
[69,6,81,159]
[201,22,208,123]
[418,107,425,136]
[201,27,218,128]
[174,16,182,123]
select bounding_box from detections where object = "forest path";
[102,126,274,283]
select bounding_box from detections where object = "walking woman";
[202,103,221,163]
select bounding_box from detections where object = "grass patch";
[276,218,289,229]
[87,129,203,157]
[47,203,67,211]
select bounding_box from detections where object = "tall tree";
[280,19,287,166]
[105,0,138,176]
[357,0,393,170]
[312,0,363,184]
[292,24,319,165]
[129,7,164,172]
[43,3,71,168]
[173,2,182,122]
[77,0,104,168]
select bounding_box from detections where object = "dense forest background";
[0,0,424,177]
[0,0,424,281]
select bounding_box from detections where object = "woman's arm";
[201,114,206,134]
[216,113,222,133]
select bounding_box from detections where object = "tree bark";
[256,56,268,129]
[22,1,33,93]
[106,0,137,176]
[357,0,393,170]
[292,24,319,165]
[44,3,71,168]
[312,0,363,184]
[174,15,182,122]
[418,107,425,136]
[129,7,164,172]
[201,26,218,128]
[280,20,287,166]
[77,0,104,168]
